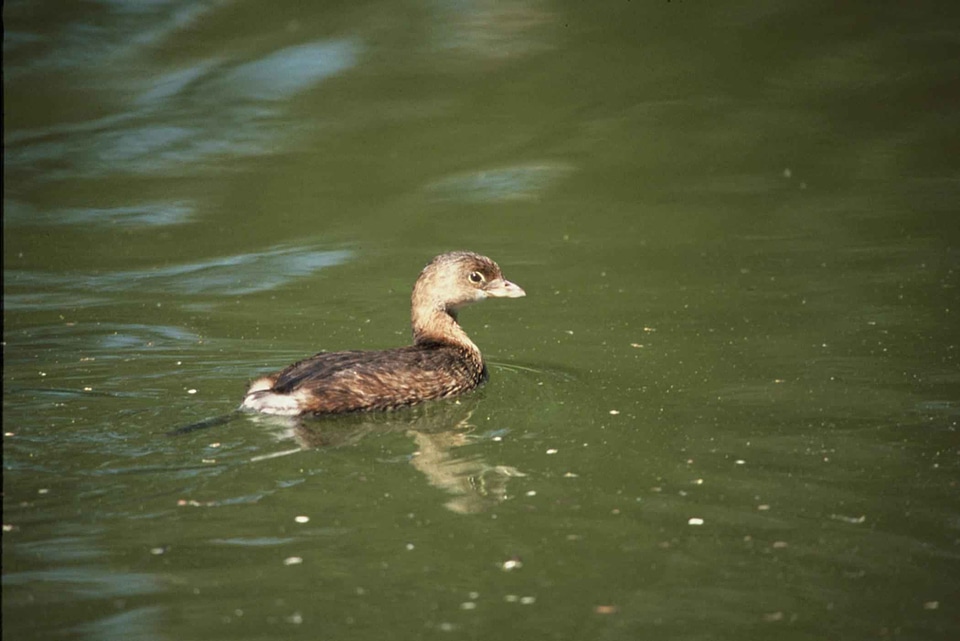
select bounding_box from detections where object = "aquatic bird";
[241,251,525,416]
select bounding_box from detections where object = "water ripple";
[6,34,362,181]
[6,246,352,300]
[3,199,195,228]
[210,39,361,102]
[426,162,573,202]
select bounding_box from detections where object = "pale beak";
[484,278,526,298]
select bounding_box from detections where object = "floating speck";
[3,524,15,532]
[187,389,197,395]
[757,504,770,511]
[468,591,479,599]
[609,410,620,415]
[693,478,704,485]
[406,543,415,551]
[177,498,209,507]
[594,605,619,615]
[38,488,49,495]
[502,559,522,571]
[295,515,310,524]
[563,472,579,478]
[504,594,519,603]
[4,432,14,437]
[283,556,303,566]
[520,596,536,605]
[83,387,93,392]
[829,514,866,524]
[735,459,746,465]
[763,611,784,622]
[492,436,502,442]
[286,612,303,624]
[460,602,477,610]
[688,517,704,526]
[150,546,167,555]
[923,601,939,610]
[525,490,537,497]
[546,449,558,455]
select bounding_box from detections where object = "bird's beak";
[484,278,526,298]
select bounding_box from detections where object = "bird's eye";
[468,271,485,284]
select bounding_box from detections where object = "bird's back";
[244,343,486,415]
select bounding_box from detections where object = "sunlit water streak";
[5,246,352,301]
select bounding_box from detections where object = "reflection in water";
[426,162,573,203]
[6,246,351,298]
[258,399,524,514]
[71,606,166,641]
[7,30,361,182]
[2,2,221,79]
[3,322,200,359]
[134,59,223,107]
[209,40,360,102]
[3,292,109,313]
[408,428,526,515]
[430,0,556,61]
[3,199,195,228]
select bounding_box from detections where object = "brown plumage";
[241,251,525,416]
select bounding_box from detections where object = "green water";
[4,1,958,639]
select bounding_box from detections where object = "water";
[4,1,959,639]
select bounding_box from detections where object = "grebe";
[241,251,525,416]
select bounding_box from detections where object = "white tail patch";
[241,390,304,416]
[245,377,275,394]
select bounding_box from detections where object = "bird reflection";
[257,397,524,514]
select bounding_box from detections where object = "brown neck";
[412,305,480,356]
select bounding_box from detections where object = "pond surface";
[4,1,959,640]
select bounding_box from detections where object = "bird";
[240,251,525,416]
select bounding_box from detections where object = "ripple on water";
[3,199,195,228]
[4,322,201,356]
[425,162,573,203]
[7,31,361,182]
[207,39,361,102]
[210,537,296,547]
[3,292,110,312]
[5,246,352,301]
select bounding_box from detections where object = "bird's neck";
[412,304,480,356]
